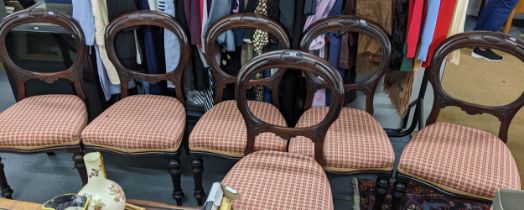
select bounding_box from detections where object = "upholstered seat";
[189,100,287,157]
[0,94,87,150]
[222,150,334,210]
[82,95,185,153]
[398,122,521,200]
[289,107,395,172]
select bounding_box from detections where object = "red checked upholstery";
[0,94,87,150]
[222,150,334,210]
[189,100,287,157]
[289,107,395,172]
[398,122,521,200]
[82,95,185,153]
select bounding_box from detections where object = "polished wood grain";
[299,15,392,114]
[204,13,291,105]
[0,8,89,198]
[235,50,345,165]
[393,32,524,209]
[0,8,87,102]
[94,10,191,205]
[105,10,191,102]
[425,32,524,142]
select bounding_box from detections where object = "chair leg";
[0,157,13,199]
[73,152,88,185]
[373,177,389,210]
[191,156,205,205]
[391,181,407,210]
[168,157,184,205]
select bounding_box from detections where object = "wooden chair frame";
[299,16,394,209]
[392,32,524,209]
[236,50,345,163]
[189,13,290,204]
[0,8,89,198]
[82,10,191,205]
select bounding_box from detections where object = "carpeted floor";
[438,48,524,185]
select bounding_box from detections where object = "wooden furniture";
[294,16,395,209]
[220,50,344,209]
[0,8,89,198]
[392,32,524,209]
[80,11,190,205]
[0,198,202,210]
[188,13,291,204]
[504,0,524,34]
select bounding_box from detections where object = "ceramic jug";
[78,152,126,210]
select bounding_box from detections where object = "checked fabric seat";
[290,107,394,172]
[222,150,333,209]
[80,11,192,205]
[0,8,91,197]
[82,95,185,153]
[398,122,520,200]
[189,100,287,157]
[290,16,395,174]
[222,50,345,209]
[0,95,87,151]
[391,32,524,208]
[189,14,292,204]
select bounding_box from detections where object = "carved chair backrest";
[236,50,344,165]
[105,10,190,102]
[426,32,524,142]
[300,16,392,114]
[204,13,291,106]
[0,8,87,101]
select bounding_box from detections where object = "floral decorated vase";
[78,152,126,210]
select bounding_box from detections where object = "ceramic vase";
[78,152,126,210]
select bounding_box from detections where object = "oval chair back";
[0,8,87,101]
[236,50,344,165]
[300,16,392,114]
[425,32,524,142]
[204,13,291,106]
[105,10,191,102]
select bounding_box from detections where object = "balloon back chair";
[0,8,89,197]
[220,50,344,209]
[293,16,394,208]
[80,11,190,205]
[188,13,290,204]
[392,32,524,209]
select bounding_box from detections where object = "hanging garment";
[303,0,336,51]
[279,0,295,35]
[157,0,181,88]
[324,0,344,105]
[421,0,456,68]
[204,0,235,52]
[91,0,120,85]
[199,0,209,49]
[338,0,357,70]
[184,0,202,45]
[417,0,441,62]
[252,0,269,101]
[446,0,469,65]
[138,0,166,94]
[106,0,139,71]
[302,0,336,107]
[405,0,424,58]
[73,0,118,101]
[327,0,343,72]
[355,0,393,55]
[303,0,317,15]
[390,0,409,69]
